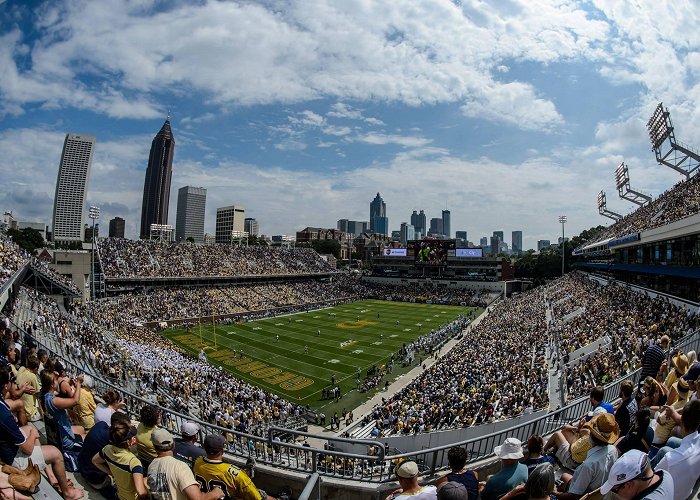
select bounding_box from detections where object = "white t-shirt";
[387,485,437,500]
[147,455,198,500]
[93,404,114,426]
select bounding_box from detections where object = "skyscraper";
[140,116,175,239]
[455,231,467,247]
[429,218,443,236]
[215,205,245,244]
[410,210,427,237]
[512,231,523,254]
[399,223,415,244]
[175,186,206,242]
[52,133,95,243]
[244,217,259,236]
[480,236,488,248]
[109,217,125,238]
[442,210,451,239]
[369,193,387,234]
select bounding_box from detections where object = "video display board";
[408,239,455,266]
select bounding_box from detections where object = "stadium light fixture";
[646,103,699,178]
[597,191,622,222]
[88,206,100,301]
[558,215,567,277]
[615,162,651,207]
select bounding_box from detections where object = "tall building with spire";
[369,192,387,235]
[52,133,95,243]
[140,115,175,239]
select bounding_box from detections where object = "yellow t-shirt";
[78,388,96,430]
[136,423,157,463]
[571,434,593,464]
[193,457,261,500]
[100,445,143,500]
[15,367,39,419]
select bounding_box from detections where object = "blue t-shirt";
[446,470,479,500]
[481,462,528,500]
[597,402,615,414]
[0,400,26,465]
[78,421,110,483]
[44,392,77,450]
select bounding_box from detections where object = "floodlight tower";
[559,215,567,277]
[88,206,100,301]
[615,162,651,207]
[646,103,700,178]
[597,191,622,222]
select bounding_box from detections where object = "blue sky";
[1,0,699,250]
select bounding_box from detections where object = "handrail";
[298,472,321,500]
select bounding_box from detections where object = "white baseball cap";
[600,450,648,495]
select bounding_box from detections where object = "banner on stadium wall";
[383,248,407,256]
[456,248,483,257]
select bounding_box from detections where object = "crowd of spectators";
[556,276,698,401]
[15,288,307,438]
[0,233,30,283]
[366,287,550,436]
[88,276,365,323]
[581,172,700,247]
[0,326,280,499]
[97,238,334,278]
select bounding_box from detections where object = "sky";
[1,0,699,250]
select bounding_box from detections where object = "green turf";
[162,299,476,410]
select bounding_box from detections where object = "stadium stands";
[585,173,700,244]
[97,238,334,278]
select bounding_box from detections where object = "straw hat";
[588,413,620,445]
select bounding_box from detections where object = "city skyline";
[1,1,698,251]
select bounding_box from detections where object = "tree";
[311,239,341,258]
[186,237,195,243]
[7,227,44,255]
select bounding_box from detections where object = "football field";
[162,299,475,409]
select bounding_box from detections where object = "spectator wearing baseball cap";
[554,413,619,500]
[194,434,276,500]
[386,461,437,500]
[174,421,205,469]
[479,438,527,500]
[93,419,147,500]
[600,449,674,499]
[147,428,223,500]
[436,481,468,500]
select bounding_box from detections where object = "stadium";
[1,102,700,500]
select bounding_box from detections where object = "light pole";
[559,215,567,276]
[88,206,100,300]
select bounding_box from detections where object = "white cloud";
[0,0,621,128]
[352,133,432,148]
[462,81,563,131]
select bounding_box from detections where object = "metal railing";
[298,472,321,500]
[11,307,700,485]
